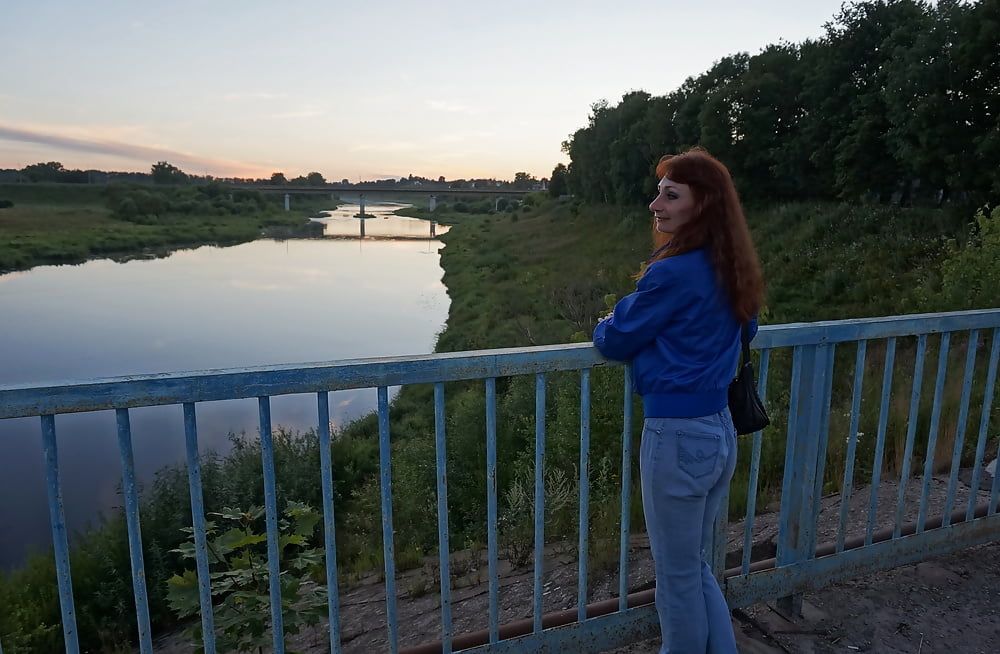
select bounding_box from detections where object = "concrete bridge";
[238,184,535,212]
[238,184,535,197]
[253,184,529,213]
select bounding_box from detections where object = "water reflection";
[313,202,450,239]
[0,232,449,569]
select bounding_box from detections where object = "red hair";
[650,148,764,322]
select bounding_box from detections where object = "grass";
[0,183,335,273]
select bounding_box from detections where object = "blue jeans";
[639,409,739,654]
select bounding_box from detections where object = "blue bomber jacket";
[592,248,757,418]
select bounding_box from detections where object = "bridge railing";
[1,309,999,653]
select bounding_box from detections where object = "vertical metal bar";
[894,335,928,539]
[777,346,805,567]
[377,386,400,654]
[968,328,1000,520]
[258,397,285,654]
[316,393,342,654]
[778,345,828,564]
[485,378,499,643]
[992,436,1000,517]
[837,341,867,553]
[433,383,453,653]
[867,337,897,545]
[40,414,80,654]
[533,373,546,634]
[943,331,978,525]
[115,409,154,654]
[577,369,591,623]
[808,343,837,555]
[918,332,951,532]
[741,348,770,575]
[183,403,216,654]
[618,365,633,611]
[777,345,826,617]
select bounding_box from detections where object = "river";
[0,203,450,569]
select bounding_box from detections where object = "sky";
[1,0,848,181]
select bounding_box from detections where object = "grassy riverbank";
[0,183,335,273]
[1,194,997,652]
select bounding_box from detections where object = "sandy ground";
[609,539,1000,653]
[153,464,999,653]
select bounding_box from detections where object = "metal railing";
[1,309,999,653]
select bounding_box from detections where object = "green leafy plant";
[166,502,327,654]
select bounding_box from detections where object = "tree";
[512,172,538,190]
[270,172,288,185]
[558,0,1000,205]
[549,163,569,197]
[21,161,66,183]
[151,161,188,185]
[306,172,326,186]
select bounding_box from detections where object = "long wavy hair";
[648,148,764,322]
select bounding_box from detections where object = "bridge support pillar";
[359,194,366,217]
[430,222,436,237]
[429,195,437,212]
[283,193,290,211]
[495,197,501,212]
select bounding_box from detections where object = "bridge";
[1,308,998,653]
[234,184,533,212]
[237,185,536,197]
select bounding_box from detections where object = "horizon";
[2,0,846,181]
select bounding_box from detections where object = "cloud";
[350,142,418,153]
[228,279,288,292]
[223,91,288,101]
[270,106,325,119]
[426,100,476,114]
[438,130,496,144]
[0,124,268,176]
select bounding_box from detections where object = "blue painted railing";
[1,309,999,653]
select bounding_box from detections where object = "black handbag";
[728,324,770,435]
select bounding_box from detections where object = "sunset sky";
[2,0,846,181]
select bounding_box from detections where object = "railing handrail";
[0,343,612,419]
[3,308,999,419]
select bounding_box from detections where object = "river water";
[0,203,450,569]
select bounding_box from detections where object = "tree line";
[558,0,1000,206]
[2,161,546,191]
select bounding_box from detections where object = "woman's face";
[649,176,697,234]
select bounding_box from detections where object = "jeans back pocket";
[676,431,721,479]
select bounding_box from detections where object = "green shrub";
[166,502,327,652]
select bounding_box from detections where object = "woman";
[593,148,764,653]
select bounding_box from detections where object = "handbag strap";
[740,323,752,367]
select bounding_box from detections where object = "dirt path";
[153,465,999,653]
